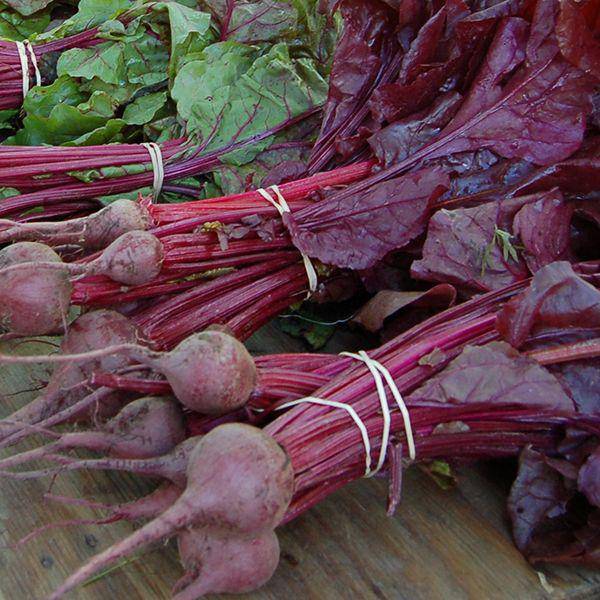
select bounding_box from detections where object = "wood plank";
[0,324,599,599]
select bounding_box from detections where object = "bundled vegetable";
[0,0,599,598]
[2,262,600,597]
[0,322,259,455]
[0,0,334,220]
[0,1,186,120]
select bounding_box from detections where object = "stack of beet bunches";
[0,0,599,597]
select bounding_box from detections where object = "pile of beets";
[0,0,599,598]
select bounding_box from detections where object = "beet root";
[0,199,152,250]
[0,241,61,268]
[0,243,71,335]
[0,396,185,469]
[99,395,185,458]
[0,310,138,444]
[173,528,280,599]
[182,423,294,533]
[1,230,164,291]
[0,330,257,416]
[46,483,184,524]
[146,331,257,415]
[83,230,164,285]
[0,436,201,488]
[46,424,293,599]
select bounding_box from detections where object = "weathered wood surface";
[0,324,599,600]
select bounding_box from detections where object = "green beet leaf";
[0,3,50,39]
[1,0,54,17]
[172,42,327,167]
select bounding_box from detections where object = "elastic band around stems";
[141,142,164,199]
[15,41,29,98]
[15,40,41,98]
[275,351,416,477]
[256,185,318,294]
[276,396,375,475]
[25,41,41,89]
[341,351,416,462]
[341,350,392,475]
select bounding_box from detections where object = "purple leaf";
[508,442,600,566]
[512,188,573,272]
[308,0,401,172]
[579,448,600,507]
[411,201,528,292]
[408,340,574,412]
[550,358,600,415]
[556,0,600,81]
[344,2,596,200]
[285,166,449,269]
[369,92,463,167]
[510,142,600,199]
[497,261,600,347]
[369,0,487,124]
[428,14,592,165]
[508,446,571,551]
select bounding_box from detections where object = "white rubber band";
[371,359,416,461]
[341,351,391,475]
[15,41,29,98]
[275,351,416,476]
[24,41,40,89]
[277,396,374,476]
[342,351,416,461]
[257,185,318,294]
[141,142,164,199]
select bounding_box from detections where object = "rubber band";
[141,142,164,199]
[341,350,391,475]
[24,41,40,89]
[276,396,374,475]
[15,41,29,98]
[341,351,416,461]
[256,185,318,294]
[15,40,40,99]
[275,351,416,477]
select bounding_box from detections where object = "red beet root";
[173,528,280,600]
[0,199,152,250]
[0,310,139,444]
[0,330,257,415]
[45,424,293,599]
[0,396,185,470]
[0,243,71,335]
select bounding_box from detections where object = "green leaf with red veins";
[1,0,54,17]
[172,42,327,167]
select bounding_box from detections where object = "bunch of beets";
[0,0,599,598]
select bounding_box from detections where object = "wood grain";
[0,324,599,600]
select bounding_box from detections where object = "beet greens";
[0,0,600,597]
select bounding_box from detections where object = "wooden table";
[1,324,599,600]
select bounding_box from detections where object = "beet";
[0,241,61,268]
[0,310,138,445]
[43,424,293,599]
[0,243,71,336]
[79,231,164,285]
[0,199,152,250]
[0,330,257,415]
[173,528,280,599]
[0,396,185,470]
[0,436,201,487]
[0,232,163,336]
